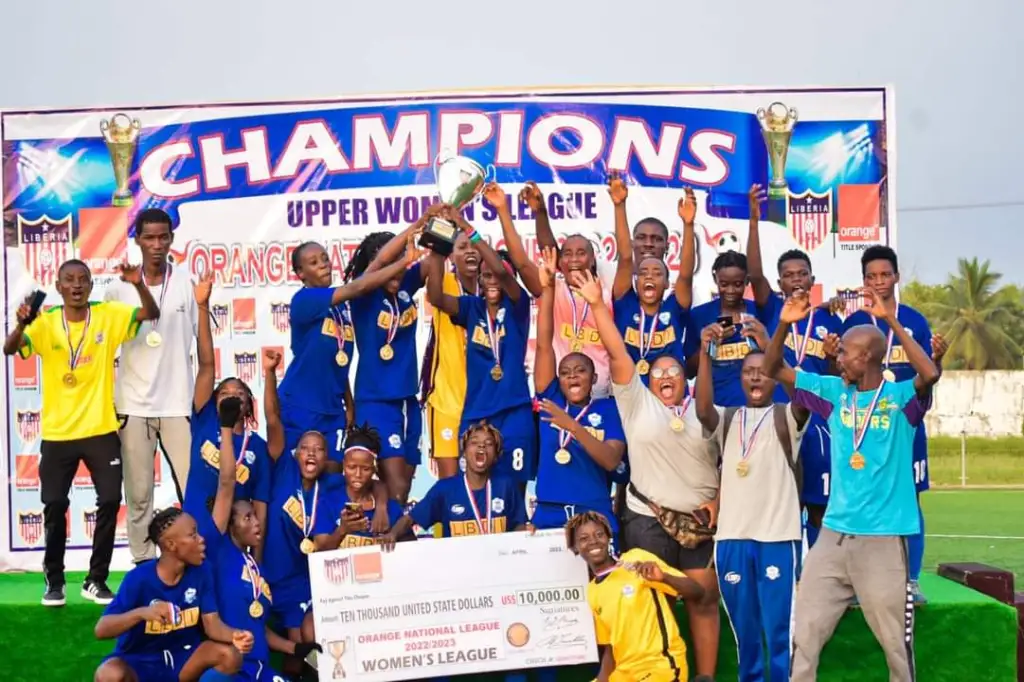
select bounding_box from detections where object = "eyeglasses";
[649,365,683,380]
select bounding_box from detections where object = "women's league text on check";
[308,531,598,682]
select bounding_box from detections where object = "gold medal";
[299,538,315,554]
[850,452,866,471]
[882,369,896,382]
[554,448,571,465]
[736,461,750,477]
[636,359,650,376]
[379,344,394,361]
[490,365,504,381]
[62,372,77,387]
[145,331,162,348]
[669,417,684,433]
[249,600,264,618]
[335,350,349,367]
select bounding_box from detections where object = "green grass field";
[928,436,1024,486]
[922,488,1024,580]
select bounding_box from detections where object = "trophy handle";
[755,108,767,122]
[433,148,455,188]
[788,107,799,124]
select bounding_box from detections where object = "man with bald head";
[763,288,940,682]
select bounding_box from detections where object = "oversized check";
[308,530,598,681]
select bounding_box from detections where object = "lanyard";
[738,407,773,464]
[791,308,814,367]
[145,264,172,331]
[298,481,319,539]
[638,306,660,360]
[61,307,92,373]
[671,395,693,421]
[233,430,252,466]
[382,296,401,346]
[558,400,594,449]
[463,476,492,534]
[485,308,502,367]
[242,551,262,603]
[566,286,590,342]
[329,304,352,351]
[851,381,887,453]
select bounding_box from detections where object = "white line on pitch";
[926,534,1024,540]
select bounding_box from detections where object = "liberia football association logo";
[16,410,41,445]
[324,556,351,585]
[234,352,259,384]
[84,508,98,540]
[786,189,833,252]
[211,304,230,337]
[271,302,291,333]
[17,511,44,546]
[17,214,75,288]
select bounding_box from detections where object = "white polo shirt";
[104,266,197,417]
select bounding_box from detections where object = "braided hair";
[459,420,504,459]
[564,511,613,554]
[345,422,382,456]
[344,232,395,283]
[148,507,184,547]
[214,378,257,430]
[711,250,748,274]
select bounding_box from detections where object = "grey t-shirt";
[612,372,719,517]
[712,404,805,542]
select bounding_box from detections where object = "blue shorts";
[533,500,620,540]
[461,403,537,484]
[355,398,422,466]
[199,659,289,682]
[103,648,192,682]
[281,402,348,462]
[800,416,832,506]
[268,573,312,630]
[913,423,929,493]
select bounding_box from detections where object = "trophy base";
[767,181,788,200]
[111,193,134,208]
[418,217,457,256]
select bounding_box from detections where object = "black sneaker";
[41,582,66,607]
[81,579,114,605]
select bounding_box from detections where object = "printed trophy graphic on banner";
[419,150,491,256]
[757,102,798,199]
[326,637,349,679]
[99,113,142,207]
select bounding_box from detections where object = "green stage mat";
[0,572,1015,682]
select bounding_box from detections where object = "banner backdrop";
[0,86,895,571]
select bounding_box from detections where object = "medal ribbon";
[61,307,92,374]
[791,308,814,367]
[463,476,492,534]
[593,561,621,579]
[671,395,693,422]
[234,430,252,467]
[485,308,502,367]
[870,313,895,371]
[145,263,172,332]
[739,407,774,464]
[242,550,262,605]
[558,400,593,449]
[298,481,319,539]
[328,304,351,355]
[851,380,887,453]
[566,286,590,347]
[638,306,660,360]
[382,296,401,347]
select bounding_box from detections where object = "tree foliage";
[901,258,1024,370]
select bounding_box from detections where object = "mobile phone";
[716,315,734,330]
[692,507,712,528]
[344,502,363,514]
[24,290,47,325]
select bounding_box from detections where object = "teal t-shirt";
[793,373,925,536]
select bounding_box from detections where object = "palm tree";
[932,258,1022,369]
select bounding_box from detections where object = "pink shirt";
[551,261,616,398]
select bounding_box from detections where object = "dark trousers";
[40,432,123,585]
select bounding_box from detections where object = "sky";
[1,0,1021,285]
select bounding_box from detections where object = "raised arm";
[533,248,559,394]
[117,263,161,322]
[333,250,417,304]
[674,188,697,309]
[448,206,520,304]
[862,290,940,395]
[743,317,809,427]
[262,349,285,460]
[571,270,633,386]
[192,272,216,412]
[695,324,724,432]
[744,184,773,307]
[763,293,808,391]
[483,183,543,296]
[211,399,242,535]
[424,252,460,317]
[520,182,556,251]
[607,175,634,301]
[363,205,440,279]
[3,295,34,356]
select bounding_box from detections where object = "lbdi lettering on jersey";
[200,441,252,485]
[144,605,200,635]
[379,307,417,330]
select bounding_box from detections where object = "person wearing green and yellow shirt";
[3,258,160,608]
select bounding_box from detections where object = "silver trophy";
[419,150,490,256]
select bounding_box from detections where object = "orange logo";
[353,551,383,583]
[74,461,94,488]
[232,298,256,335]
[77,207,129,276]
[15,454,40,489]
[13,354,39,390]
[837,184,882,243]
